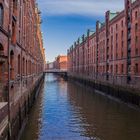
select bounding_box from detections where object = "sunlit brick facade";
[54,55,68,71]
[68,0,140,89]
[0,0,45,139]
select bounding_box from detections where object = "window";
[0,4,3,26]
[121,31,124,39]
[135,11,138,20]
[23,57,25,75]
[121,20,123,27]
[135,36,138,44]
[13,0,17,14]
[18,55,20,75]
[135,23,138,33]
[135,63,138,74]
[116,64,118,74]
[26,60,27,76]
[116,24,118,30]
[116,53,118,59]
[110,65,113,73]
[28,60,31,75]
[116,34,118,41]
[135,48,138,55]
[0,43,4,55]
[10,50,14,80]
[121,51,124,58]
[0,63,2,81]
[0,43,3,81]
[121,64,124,74]
[116,43,118,49]
[111,27,113,33]
[12,21,16,44]
[116,65,118,74]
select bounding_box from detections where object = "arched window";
[10,50,14,80]
[0,4,3,26]
[18,55,20,75]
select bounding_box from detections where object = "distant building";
[46,55,68,71]
[55,55,68,71]
[46,62,55,70]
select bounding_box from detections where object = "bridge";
[45,69,67,73]
[44,69,68,78]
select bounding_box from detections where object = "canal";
[21,73,140,140]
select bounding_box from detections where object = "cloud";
[37,0,124,17]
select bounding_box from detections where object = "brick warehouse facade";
[54,55,68,71]
[0,0,45,139]
[68,0,140,89]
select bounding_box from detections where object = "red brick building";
[54,55,68,71]
[0,0,45,139]
[46,62,55,70]
[68,0,140,89]
[45,56,67,72]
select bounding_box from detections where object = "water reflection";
[21,74,140,140]
[67,82,140,140]
[20,82,44,140]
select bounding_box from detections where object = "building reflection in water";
[67,81,140,140]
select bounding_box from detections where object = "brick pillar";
[105,11,110,81]
[125,0,132,84]
[71,45,74,73]
[96,21,99,79]
[77,38,80,74]
[82,34,85,74]
[74,42,77,74]
[87,29,90,76]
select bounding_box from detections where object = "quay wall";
[68,73,140,107]
[10,73,45,140]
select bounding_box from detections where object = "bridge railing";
[45,69,67,73]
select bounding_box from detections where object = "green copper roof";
[79,37,83,44]
[109,12,118,21]
[99,22,105,29]
[89,31,95,36]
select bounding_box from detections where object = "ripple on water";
[21,74,140,140]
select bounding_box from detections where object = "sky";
[37,0,124,62]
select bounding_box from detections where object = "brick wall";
[68,0,140,89]
[0,0,45,139]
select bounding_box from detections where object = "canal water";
[21,73,140,140]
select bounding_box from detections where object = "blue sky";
[37,0,124,62]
